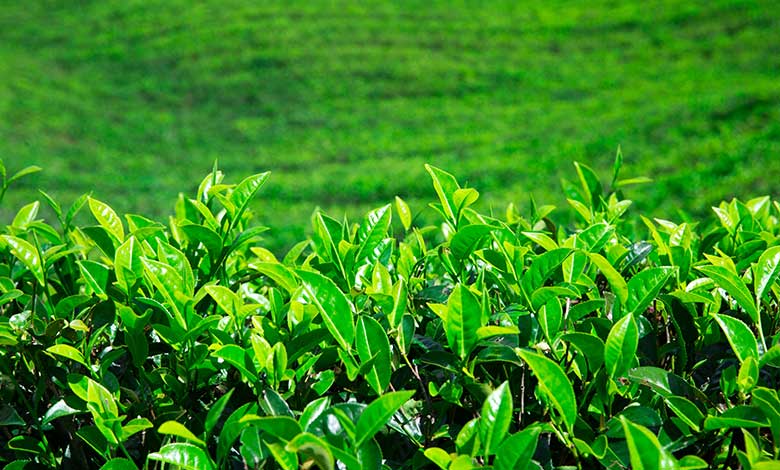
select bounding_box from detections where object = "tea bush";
[2,156,780,469]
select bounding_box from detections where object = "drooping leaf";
[1,235,44,285]
[697,265,759,323]
[703,406,769,430]
[46,344,87,368]
[158,421,206,447]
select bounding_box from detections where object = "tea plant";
[2,156,780,469]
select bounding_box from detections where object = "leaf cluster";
[2,156,780,469]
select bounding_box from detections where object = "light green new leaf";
[230,172,270,222]
[697,265,759,323]
[425,164,460,224]
[516,349,576,431]
[754,246,780,304]
[589,253,628,306]
[605,314,638,379]
[712,314,758,364]
[148,443,215,470]
[621,417,680,470]
[115,236,143,293]
[479,381,513,456]
[626,267,674,316]
[494,426,541,470]
[77,260,109,298]
[46,344,87,368]
[204,285,241,316]
[86,378,118,419]
[395,196,412,231]
[665,396,705,432]
[445,284,482,360]
[521,248,573,298]
[355,390,415,447]
[424,447,452,470]
[88,197,124,242]
[451,224,494,260]
[1,235,44,285]
[356,316,391,395]
[158,421,206,447]
[100,458,137,470]
[286,432,334,470]
[297,269,355,351]
[251,262,298,294]
[212,345,257,382]
[354,204,391,266]
[539,297,562,342]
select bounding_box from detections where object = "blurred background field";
[1,0,778,251]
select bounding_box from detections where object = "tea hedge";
[2,156,780,470]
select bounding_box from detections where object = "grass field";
[1,0,779,250]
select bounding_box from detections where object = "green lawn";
[1,0,778,250]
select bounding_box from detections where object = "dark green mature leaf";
[517,349,576,431]
[625,267,674,316]
[355,391,415,447]
[621,417,680,470]
[445,284,482,360]
[356,316,392,395]
[713,314,758,363]
[605,314,638,379]
[148,443,215,470]
[754,246,780,303]
[297,269,355,351]
[479,381,512,456]
[0,405,25,427]
[697,265,759,322]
